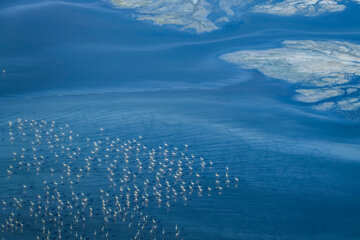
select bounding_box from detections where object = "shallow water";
[1,0,360,239]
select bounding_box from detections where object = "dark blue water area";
[1,0,360,240]
[0,0,360,96]
[1,90,360,239]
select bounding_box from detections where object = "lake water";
[1,0,360,239]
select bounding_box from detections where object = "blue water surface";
[0,0,360,239]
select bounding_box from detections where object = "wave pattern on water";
[1,119,238,240]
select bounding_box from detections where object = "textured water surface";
[1,0,360,239]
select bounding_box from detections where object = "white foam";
[313,101,336,111]
[110,0,219,33]
[252,0,347,16]
[295,88,344,103]
[221,40,360,87]
[337,97,360,111]
[110,0,359,32]
[221,40,360,111]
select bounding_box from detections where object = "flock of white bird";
[1,119,239,240]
